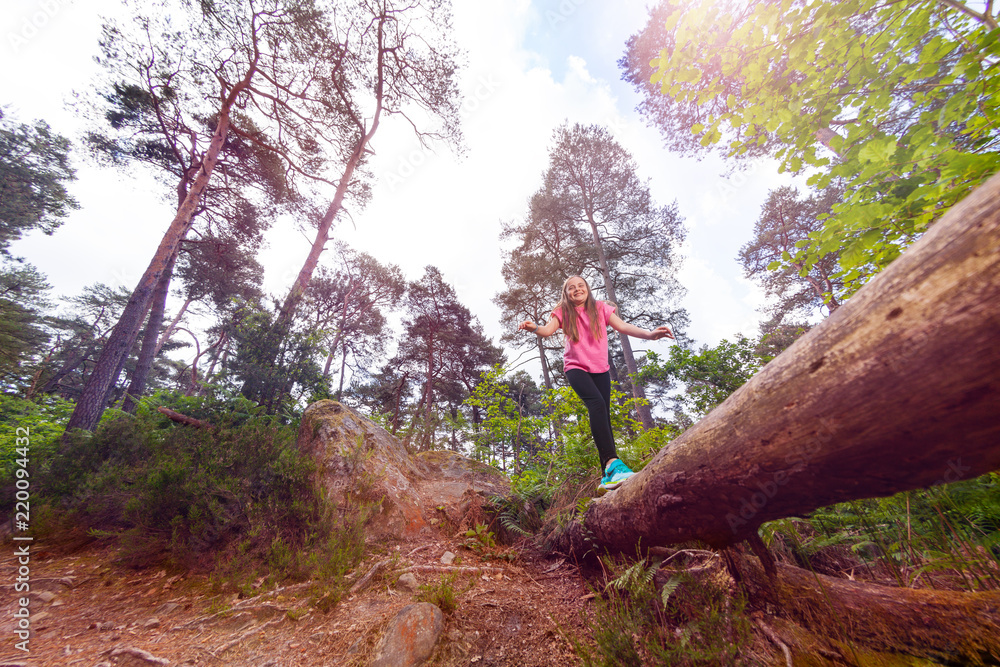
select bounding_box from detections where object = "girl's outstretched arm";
[519,316,560,338]
[608,312,674,341]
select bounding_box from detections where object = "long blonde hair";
[556,276,604,343]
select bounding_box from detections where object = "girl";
[519,275,674,494]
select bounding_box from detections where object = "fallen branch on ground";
[157,406,215,430]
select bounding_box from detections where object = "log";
[156,406,215,430]
[553,171,1000,554]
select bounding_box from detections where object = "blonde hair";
[556,276,604,343]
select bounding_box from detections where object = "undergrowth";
[29,390,371,601]
[570,554,752,666]
[763,473,1000,592]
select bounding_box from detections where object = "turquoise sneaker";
[597,459,634,495]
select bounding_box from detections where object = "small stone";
[35,591,57,603]
[97,621,116,631]
[153,602,180,616]
[396,572,419,593]
[371,603,444,667]
[144,617,161,629]
[440,551,455,565]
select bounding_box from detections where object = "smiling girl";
[519,275,674,494]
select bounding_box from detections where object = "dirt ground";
[0,534,597,667]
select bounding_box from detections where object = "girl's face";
[565,277,589,306]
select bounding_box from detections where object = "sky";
[1,0,800,385]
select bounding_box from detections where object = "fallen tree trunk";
[552,171,1000,555]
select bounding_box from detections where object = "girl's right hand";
[518,320,536,332]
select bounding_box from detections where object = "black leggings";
[565,369,618,470]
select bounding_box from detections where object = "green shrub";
[415,573,465,614]
[573,556,752,667]
[33,393,370,599]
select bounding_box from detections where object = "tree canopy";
[626,0,1000,296]
[0,108,78,256]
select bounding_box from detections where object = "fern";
[660,574,682,606]
[609,558,661,598]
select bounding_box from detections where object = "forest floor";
[0,532,607,667]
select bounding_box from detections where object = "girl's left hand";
[649,325,674,340]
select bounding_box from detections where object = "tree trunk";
[422,342,436,449]
[122,250,178,414]
[586,214,655,430]
[537,336,552,390]
[41,343,89,395]
[63,68,257,436]
[156,296,192,356]
[274,117,381,333]
[552,171,1000,554]
[336,341,348,400]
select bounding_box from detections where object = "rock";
[297,401,510,540]
[370,602,444,667]
[396,572,419,593]
[143,617,161,629]
[34,590,56,603]
[153,602,180,616]
[440,551,456,565]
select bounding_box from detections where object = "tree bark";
[156,296,192,356]
[537,336,552,390]
[272,16,387,334]
[552,171,1000,554]
[122,250,178,414]
[63,66,257,436]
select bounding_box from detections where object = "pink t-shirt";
[552,301,616,374]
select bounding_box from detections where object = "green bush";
[573,556,752,666]
[415,572,465,614]
[33,393,369,596]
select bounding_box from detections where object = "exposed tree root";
[731,549,1000,665]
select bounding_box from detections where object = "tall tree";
[493,242,565,390]
[626,0,1000,296]
[738,185,846,327]
[120,230,265,412]
[528,123,687,429]
[393,266,503,449]
[0,108,78,256]
[65,0,340,434]
[299,246,405,398]
[272,0,463,333]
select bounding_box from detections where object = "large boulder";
[370,602,444,667]
[297,401,509,539]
